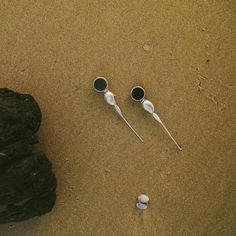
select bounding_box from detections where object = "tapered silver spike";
[114,105,143,142]
[153,113,182,150]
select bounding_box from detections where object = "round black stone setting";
[94,77,108,92]
[131,86,145,101]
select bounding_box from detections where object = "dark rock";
[0,124,38,165]
[0,140,34,165]
[0,124,38,149]
[0,153,57,224]
[0,88,42,132]
[0,137,36,160]
[0,88,57,224]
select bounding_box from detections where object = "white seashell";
[142,100,154,114]
[104,91,116,106]
[136,202,148,210]
[138,194,150,204]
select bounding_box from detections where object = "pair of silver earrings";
[93,76,182,150]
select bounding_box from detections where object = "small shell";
[142,100,154,114]
[138,194,150,204]
[136,202,147,210]
[104,91,116,106]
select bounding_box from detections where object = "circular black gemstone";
[131,86,145,101]
[94,78,108,92]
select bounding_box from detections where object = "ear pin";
[130,86,182,150]
[93,77,143,142]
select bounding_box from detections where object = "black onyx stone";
[131,87,145,101]
[94,78,108,92]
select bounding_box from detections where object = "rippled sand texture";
[0,1,235,235]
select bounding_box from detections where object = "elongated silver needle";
[153,113,182,150]
[141,99,181,150]
[103,90,143,142]
[114,105,143,142]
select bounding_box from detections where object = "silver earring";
[130,86,182,150]
[93,77,143,142]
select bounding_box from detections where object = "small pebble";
[143,44,151,51]
[104,168,111,173]
[136,202,147,210]
[136,194,150,210]
[138,194,149,204]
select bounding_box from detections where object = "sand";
[0,0,235,235]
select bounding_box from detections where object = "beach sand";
[0,1,235,235]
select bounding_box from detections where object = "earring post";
[153,113,182,150]
[96,84,143,143]
[114,105,143,142]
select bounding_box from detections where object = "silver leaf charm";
[142,100,154,114]
[153,113,161,123]
[104,91,116,106]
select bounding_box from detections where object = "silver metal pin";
[93,77,143,142]
[130,86,182,150]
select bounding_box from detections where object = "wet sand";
[0,1,235,235]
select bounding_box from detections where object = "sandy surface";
[0,1,236,235]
